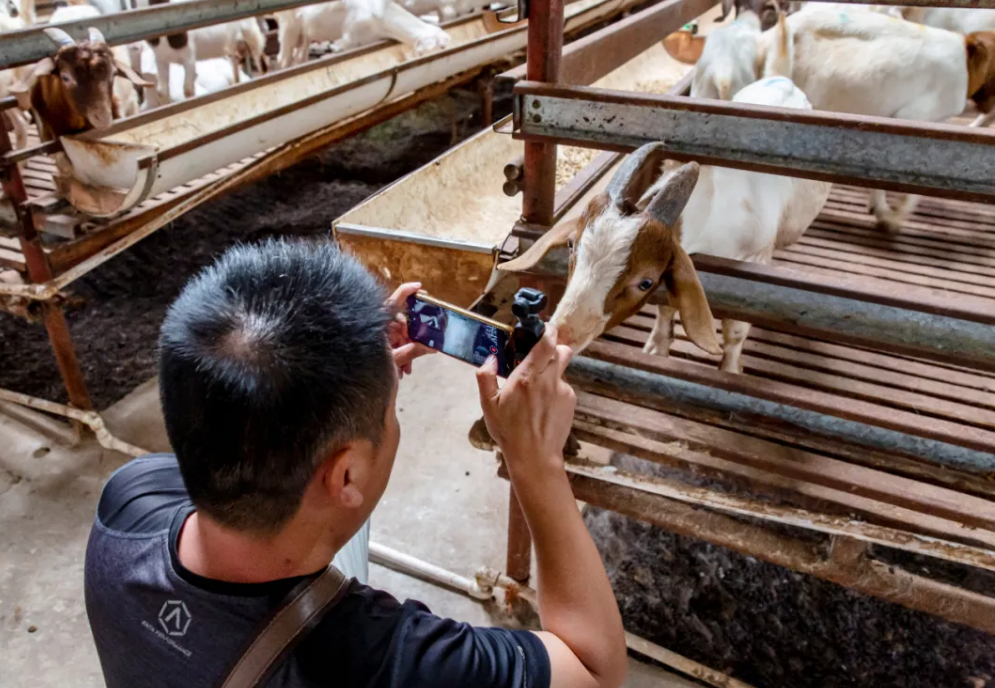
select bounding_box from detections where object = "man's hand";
[386,282,435,378]
[475,325,575,477]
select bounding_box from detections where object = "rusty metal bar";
[0,0,331,69]
[501,0,718,86]
[513,83,995,202]
[566,354,995,474]
[565,459,995,572]
[520,0,563,226]
[506,482,533,582]
[566,470,995,636]
[0,122,93,411]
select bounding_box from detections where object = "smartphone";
[406,292,514,377]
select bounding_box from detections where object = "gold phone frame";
[410,291,514,334]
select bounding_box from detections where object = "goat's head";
[719,0,780,30]
[11,27,152,132]
[499,143,721,355]
[2,0,18,18]
[966,31,995,113]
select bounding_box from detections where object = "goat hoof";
[718,357,744,375]
[642,339,669,356]
[873,217,903,234]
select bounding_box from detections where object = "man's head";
[159,239,398,543]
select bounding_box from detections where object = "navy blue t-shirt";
[84,455,550,688]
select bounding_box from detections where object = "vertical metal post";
[0,125,93,411]
[481,77,494,129]
[506,483,533,582]
[521,0,563,226]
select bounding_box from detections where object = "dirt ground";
[2,73,994,688]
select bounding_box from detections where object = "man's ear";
[321,448,365,509]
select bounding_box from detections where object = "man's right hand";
[475,326,575,477]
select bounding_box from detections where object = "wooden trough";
[332,0,995,637]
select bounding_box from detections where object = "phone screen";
[406,295,512,377]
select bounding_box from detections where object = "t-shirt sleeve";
[300,583,551,688]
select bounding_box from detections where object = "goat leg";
[643,304,677,356]
[719,319,751,374]
[870,189,916,233]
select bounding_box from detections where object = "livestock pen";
[334,0,995,680]
[0,0,642,431]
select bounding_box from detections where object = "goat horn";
[645,162,701,227]
[606,142,668,214]
[88,27,107,45]
[43,27,76,47]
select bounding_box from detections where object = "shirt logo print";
[158,600,192,637]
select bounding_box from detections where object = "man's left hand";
[386,282,436,378]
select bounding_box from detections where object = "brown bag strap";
[219,565,349,688]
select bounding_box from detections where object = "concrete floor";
[0,353,697,687]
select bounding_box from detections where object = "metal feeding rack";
[490,0,995,635]
[0,0,639,421]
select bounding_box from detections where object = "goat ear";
[88,27,107,45]
[43,27,76,47]
[644,162,700,227]
[606,142,668,213]
[665,244,721,355]
[10,57,55,109]
[115,59,155,88]
[498,217,579,273]
[718,0,735,20]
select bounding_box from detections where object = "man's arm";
[477,328,627,688]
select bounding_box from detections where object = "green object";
[682,21,698,34]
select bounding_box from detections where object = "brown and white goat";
[10,27,150,141]
[501,127,830,373]
[499,146,723,362]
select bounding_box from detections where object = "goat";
[896,8,995,126]
[757,8,995,231]
[275,0,451,69]
[718,0,781,31]
[691,9,762,100]
[48,5,143,119]
[138,44,248,109]
[499,30,829,373]
[85,0,266,103]
[10,27,151,141]
[402,0,492,21]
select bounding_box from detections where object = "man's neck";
[176,511,336,583]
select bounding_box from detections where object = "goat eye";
[637,278,655,292]
[60,73,72,85]
[567,237,575,250]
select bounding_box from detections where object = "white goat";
[691,9,762,100]
[275,0,451,69]
[85,0,266,102]
[138,45,246,110]
[757,8,995,231]
[402,0,492,21]
[897,8,995,126]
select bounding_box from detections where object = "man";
[84,238,627,688]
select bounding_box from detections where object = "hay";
[555,146,601,189]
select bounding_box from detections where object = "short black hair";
[159,238,394,532]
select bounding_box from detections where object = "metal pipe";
[505,483,533,582]
[568,471,995,636]
[513,84,995,203]
[500,0,718,85]
[368,542,493,600]
[521,0,563,226]
[566,355,995,474]
[692,270,995,373]
[0,0,331,69]
[0,388,148,457]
